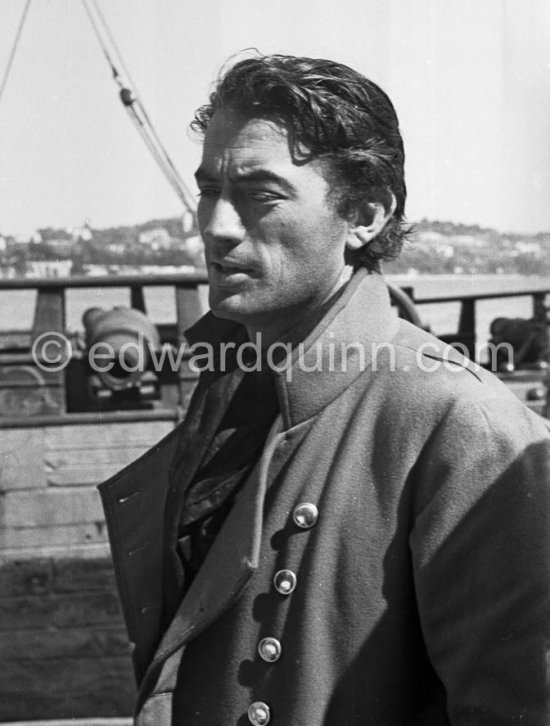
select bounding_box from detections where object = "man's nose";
[201,196,245,245]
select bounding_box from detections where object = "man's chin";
[210,307,238,321]
[209,296,250,324]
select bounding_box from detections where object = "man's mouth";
[211,261,252,274]
[208,261,255,285]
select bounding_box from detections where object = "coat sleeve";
[409,394,550,724]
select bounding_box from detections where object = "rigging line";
[91,0,197,210]
[81,0,197,212]
[80,0,120,81]
[132,97,198,211]
[127,94,197,212]
[90,0,141,97]
[88,0,197,210]
[128,113,192,207]
[0,0,32,109]
[126,106,192,207]
[133,123,185,199]
[89,0,161,134]
[124,105,186,196]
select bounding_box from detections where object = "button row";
[247,503,317,724]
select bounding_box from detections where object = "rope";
[132,95,198,212]
[80,0,196,213]
[90,0,142,98]
[124,104,194,209]
[0,0,32,109]
[80,0,120,81]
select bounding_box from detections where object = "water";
[0,285,208,332]
[1,275,548,348]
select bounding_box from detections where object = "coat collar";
[186,269,398,429]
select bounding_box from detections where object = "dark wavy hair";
[192,53,409,270]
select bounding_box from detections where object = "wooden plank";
[0,625,130,660]
[0,591,123,630]
[0,558,52,597]
[44,420,173,448]
[0,378,65,418]
[52,557,116,594]
[43,421,171,485]
[1,720,132,725]
[0,522,109,550]
[45,447,155,486]
[1,542,111,562]
[0,428,46,491]
[1,488,103,528]
[44,420,173,485]
[0,655,135,721]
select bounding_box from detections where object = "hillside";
[386,219,550,275]
[1,216,549,277]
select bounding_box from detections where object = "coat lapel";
[162,365,247,618]
[137,418,283,707]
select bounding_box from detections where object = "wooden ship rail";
[0,272,548,426]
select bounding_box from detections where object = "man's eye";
[197,188,219,198]
[249,191,280,202]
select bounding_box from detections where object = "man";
[100,54,550,724]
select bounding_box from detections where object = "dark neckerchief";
[176,363,278,584]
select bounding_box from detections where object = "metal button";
[248,701,271,725]
[258,636,282,663]
[292,502,319,529]
[274,569,297,595]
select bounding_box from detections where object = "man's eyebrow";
[229,169,293,188]
[194,166,295,191]
[194,167,216,183]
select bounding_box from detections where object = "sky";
[0,0,549,237]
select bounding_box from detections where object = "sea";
[1,274,548,350]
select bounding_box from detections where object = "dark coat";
[100,271,550,725]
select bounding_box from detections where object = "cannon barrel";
[82,306,160,391]
[489,316,549,370]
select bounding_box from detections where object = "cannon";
[82,306,161,404]
[489,316,550,371]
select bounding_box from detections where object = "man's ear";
[346,193,397,251]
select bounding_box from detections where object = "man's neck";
[245,265,355,350]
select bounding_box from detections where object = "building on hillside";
[0,265,17,278]
[44,239,74,257]
[451,234,488,247]
[138,227,172,250]
[417,230,447,243]
[515,240,542,255]
[7,235,30,249]
[172,235,206,268]
[81,264,109,276]
[70,221,93,242]
[106,242,127,256]
[26,260,73,278]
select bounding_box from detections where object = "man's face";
[195,109,353,343]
